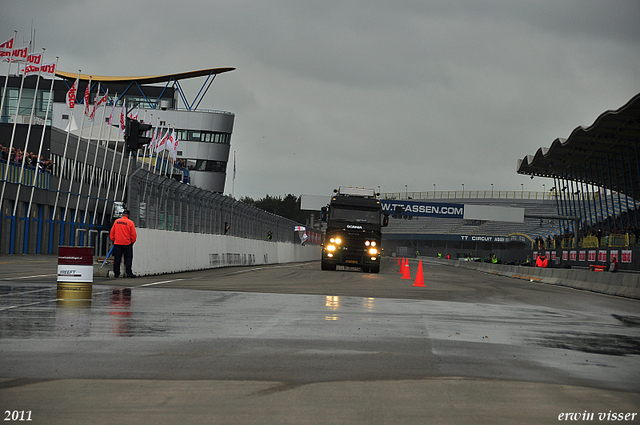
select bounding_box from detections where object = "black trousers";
[113,244,134,277]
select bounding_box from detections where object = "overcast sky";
[2,1,639,200]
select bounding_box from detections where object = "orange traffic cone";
[402,259,411,279]
[397,257,401,266]
[413,260,425,287]
[399,257,405,273]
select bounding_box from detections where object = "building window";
[185,159,227,173]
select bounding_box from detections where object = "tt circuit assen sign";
[381,200,464,219]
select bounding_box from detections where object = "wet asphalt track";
[0,255,639,424]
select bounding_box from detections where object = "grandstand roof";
[55,67,236,84]
[517,93,640,199]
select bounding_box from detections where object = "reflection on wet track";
[1,275,639,393]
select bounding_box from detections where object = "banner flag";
[169,130,179,162]
[66,77,79,109]
[0,37,14,62]
[83,81,91,116]
[119,99,126,133]
[10,45,28,63]
[40,62,56,79]
[22,52,42,76]
[155,128,169,153]
[90,89,108,121]
[149,125,158,150]
[107,94,117,126]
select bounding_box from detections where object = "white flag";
[0,37,14,62]
[107,97,117,126]
[10,45,28,63]
[155,128,169,153]
[22,52,42,77]
[169,130,179,162]
[83,81,91,116]
[66,77,79,109]
[148,125,159,150]
[40,62,56,79]
[89,89,108,121]
[119,99,126,134]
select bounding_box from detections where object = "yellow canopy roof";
[55,67,235,84]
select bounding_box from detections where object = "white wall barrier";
[129,228,321,276]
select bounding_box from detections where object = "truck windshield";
[330,207,380,224]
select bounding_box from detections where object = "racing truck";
[320,186,389,273]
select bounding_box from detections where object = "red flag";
[0,37,14,62]
[66,77,79,109]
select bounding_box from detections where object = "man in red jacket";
[110,209,138,278]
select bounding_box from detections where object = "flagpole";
[63,77,91,223]
[112,99,129,206]
[27,56,58,220]
[0,31,17,124]
[13,48,45,217]
[74,80,99,223]
[232,150,236,199]
[140,112,151,171]
[120,155,132,203]
[149,116,160,174]
[52,70,80,227]
[144,113,152,172]
[0,41,30,209]
[162,127,173,176]
[94,92,117,225]
[84,85,108,225]
[168,128,177,180]
[101,103,127,225]
[160,127,169,176]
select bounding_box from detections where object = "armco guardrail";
[426,258,640,300]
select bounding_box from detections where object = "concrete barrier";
[96,228,321,277]
[425,258,640,300]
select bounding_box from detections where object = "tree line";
[240,194,319,224]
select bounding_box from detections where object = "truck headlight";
[327,245,336,252]
[369,247,378,255]
[330,237,342,244]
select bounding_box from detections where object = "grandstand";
[380,190,638,261]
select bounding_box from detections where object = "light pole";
[491,183,494,198]
[433,184,436,198]
[405,185,407,199]
[461,183,464,198]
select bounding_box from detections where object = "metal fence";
[127,168,301,243]
[382,190,552,201]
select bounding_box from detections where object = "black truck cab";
[321,187,389,273]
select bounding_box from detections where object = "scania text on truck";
[321,186,389,273]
